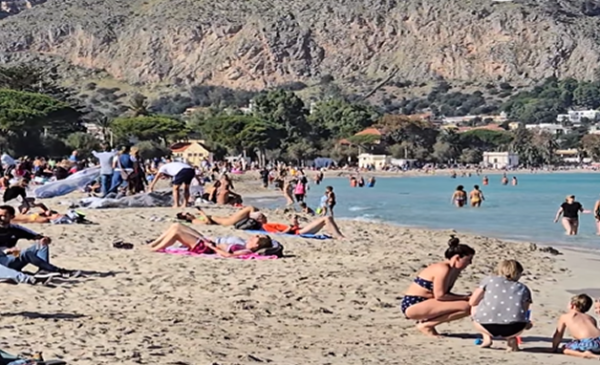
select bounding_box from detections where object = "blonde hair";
[495,259,524,281]
[571,294,593,313]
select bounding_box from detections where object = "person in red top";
[184,206,345,239]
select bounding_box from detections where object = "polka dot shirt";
[472,275,532,324]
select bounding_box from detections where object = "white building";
[556,110,600,124]
[482,152,519,169]
[358,153,391,170]
[588,124,600,135]
[525,123,570,135]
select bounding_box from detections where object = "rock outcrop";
[0,0,600,90]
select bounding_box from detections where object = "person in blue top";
[108,146,134,194]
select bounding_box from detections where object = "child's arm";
[468,287,485,307]
[552,315,567,352]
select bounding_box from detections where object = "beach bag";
[234,217,262,231]
[256,242,284,258]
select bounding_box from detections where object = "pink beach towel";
[160,247,278,260]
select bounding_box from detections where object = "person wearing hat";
[554,195,591,235]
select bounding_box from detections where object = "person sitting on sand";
[147,161,200,208]
[181,206,345,239]
[0,205,80,279]
[299,202,315,216]
[469,185,484,208]
[146,222,273,257]
[401,235,474,336]
[554,195,591,236]
[552,294,600,359]
[469,260,533,351]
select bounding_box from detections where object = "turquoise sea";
[250,173,600,248]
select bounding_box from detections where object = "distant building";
[525,123,570,135]
[556,110,600,124]
[555,149,585,164]
[588,124,600,135]
[482,152,519,169]
[170,139,212,166]
[339,127,384,146]
[358,153,390,170]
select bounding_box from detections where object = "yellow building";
[170,140,212,167]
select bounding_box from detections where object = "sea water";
[251,173,600,248]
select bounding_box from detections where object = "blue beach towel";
[244,230,331,240]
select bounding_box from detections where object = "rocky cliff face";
[0,0,600,90]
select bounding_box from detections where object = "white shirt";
[158,162,192,177]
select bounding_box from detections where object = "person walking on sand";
[554,195,591,235]
[451,185,467,207]
[469,185,484,207]
[401,235,475,337]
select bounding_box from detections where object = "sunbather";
[146,223,273,257]
[181,206,345,239]
[12,207,63,224]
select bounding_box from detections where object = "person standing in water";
[512,176,518,186]
[593,196,600,235]
[482,176,489,186]
[501,173,508,185]
[469,185,485,207]
[554,195,591,235]
[451,185,467,207]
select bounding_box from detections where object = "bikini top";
[414,276,455,293]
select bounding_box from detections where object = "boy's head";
[326,186,333,192]
[495,259,523,281]
[570,294,593,313]
[299,202,307,209]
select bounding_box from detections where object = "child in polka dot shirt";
[469,259,533,351]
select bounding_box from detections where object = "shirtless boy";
[552,294,600,359]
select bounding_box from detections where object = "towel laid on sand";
[160,247,278,259]
[244,230,331,240]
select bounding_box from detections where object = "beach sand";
[1,198,598,365]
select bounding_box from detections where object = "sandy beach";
[1,193,598,365]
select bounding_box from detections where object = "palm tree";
[128,93,150,117]
[94,115,113,145]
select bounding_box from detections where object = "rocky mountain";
[1,0,600,91]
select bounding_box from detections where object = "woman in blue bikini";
[401,235,475,336]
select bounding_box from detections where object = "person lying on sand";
[552,294,600,359]
[146,223,273,257]
[180,206,345,239]
[11,206,63,224]
[401,235,475,337]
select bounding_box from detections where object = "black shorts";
[295,194,304,202]
[172,168,195,185]
[481,322,528,338]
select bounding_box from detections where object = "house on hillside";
[339,127,384,146]
[170,139,212,167]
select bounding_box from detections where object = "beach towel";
[244,230,331,240]
[160,247,278,260]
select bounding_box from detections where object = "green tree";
[459,129,512,151]
[134,140,171,159]
[251,89,310,148]
[573,82,600,109]
[111,115,188,144]
[286,141,318,165]
[65,132,102,158]
[581,134,600,161]
[0,89,82,153]
[459,148,483,164]
[308,99,380,139]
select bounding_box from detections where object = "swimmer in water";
[469,185,484,207]
[483,176,489,185]
[451,185,467,207]
[367,176,376,187]
[358,176,365,188]
[350,176,357,188]
[501,173,508,185]
[512,176,518,186]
